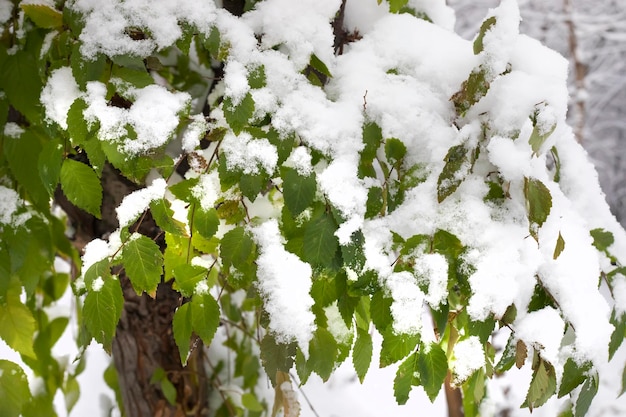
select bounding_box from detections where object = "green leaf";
[524,358,557,411]
[473,16,496,54]
[192,207,219,239]
[38,140,64,196]
[353,327,373,383]
[451,69,490,116]
[380,330,419,367]
[242,392,264,412]
[173,303,193,365]
[388,0,410,13]
[190,293,220,345]
[309,54,332,78]
[609,311,626,360]
[553,231,566,260]
[575,375,598,417]
[365,186,384,218]
[220,227,255,269]
[590,228,614,252]
[67,98,89,145]
[417,342,448,402]
[172,264,206,297]
[112,64,154,88]
[529,121,556,156]
[621,364,626,397]
[248,65,266,89]
[437,144,470,203]
[308,327,337,381]
[282,167,316,216]
[4,130,49,210]
[71,47,108,89]
[60,158,103,218]
[0,50,42,122]
[524,177,552,231]
[21,4,63,28]
[0,297,36,358]
[0,360,31,417]
[260,333,296,386]
[495,333,516,374]
[371,291,393,333]
[223,93,255,135]
[149,199,188,236]
[384,138,407,164]
[394,352,419,405]
[361,122,383,163]
[558,358,590,398]
[83,276,124,352]
[302,213,339,269]
[150,368,177,406]
[122,235,163,296]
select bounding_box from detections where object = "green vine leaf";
[60,158,103,218]
[122,235,164,296]
[83,276,124,353]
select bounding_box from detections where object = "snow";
[116,177,167,228]
[452,336,486,383]
[220,131,278,175]
[252,220,315,352]
[386,271,425,335]
[514,307,565,366]
[70,0,217,58]
[83,82,190,155]
[91,276,104,292]
[3,122,24,138]
[181,114,209,153]
[0,185,30,228]
[0,0,11,25]
[40,67,81,130]
[191,171,221,211]
[414,253,449,307]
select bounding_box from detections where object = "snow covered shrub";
[0,0,624,415]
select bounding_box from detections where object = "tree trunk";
[57,163,210,417]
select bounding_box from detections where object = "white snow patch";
[452,336,485,383]
[515,307,564,365]
[116,178,167,228]
[252,220,315,352]
[40,67,81,130]
[386,271,425,335]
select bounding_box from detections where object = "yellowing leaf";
[524,358,556,411]
[21,4,63,29]
[0,298,36,358]
[272,371,300,417]
[553,232,566,260]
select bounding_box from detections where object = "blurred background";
[450,0,626,226]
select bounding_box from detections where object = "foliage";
[0,0,625,416]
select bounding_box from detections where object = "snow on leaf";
[473,16,496,55]
[437,144,471,203]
